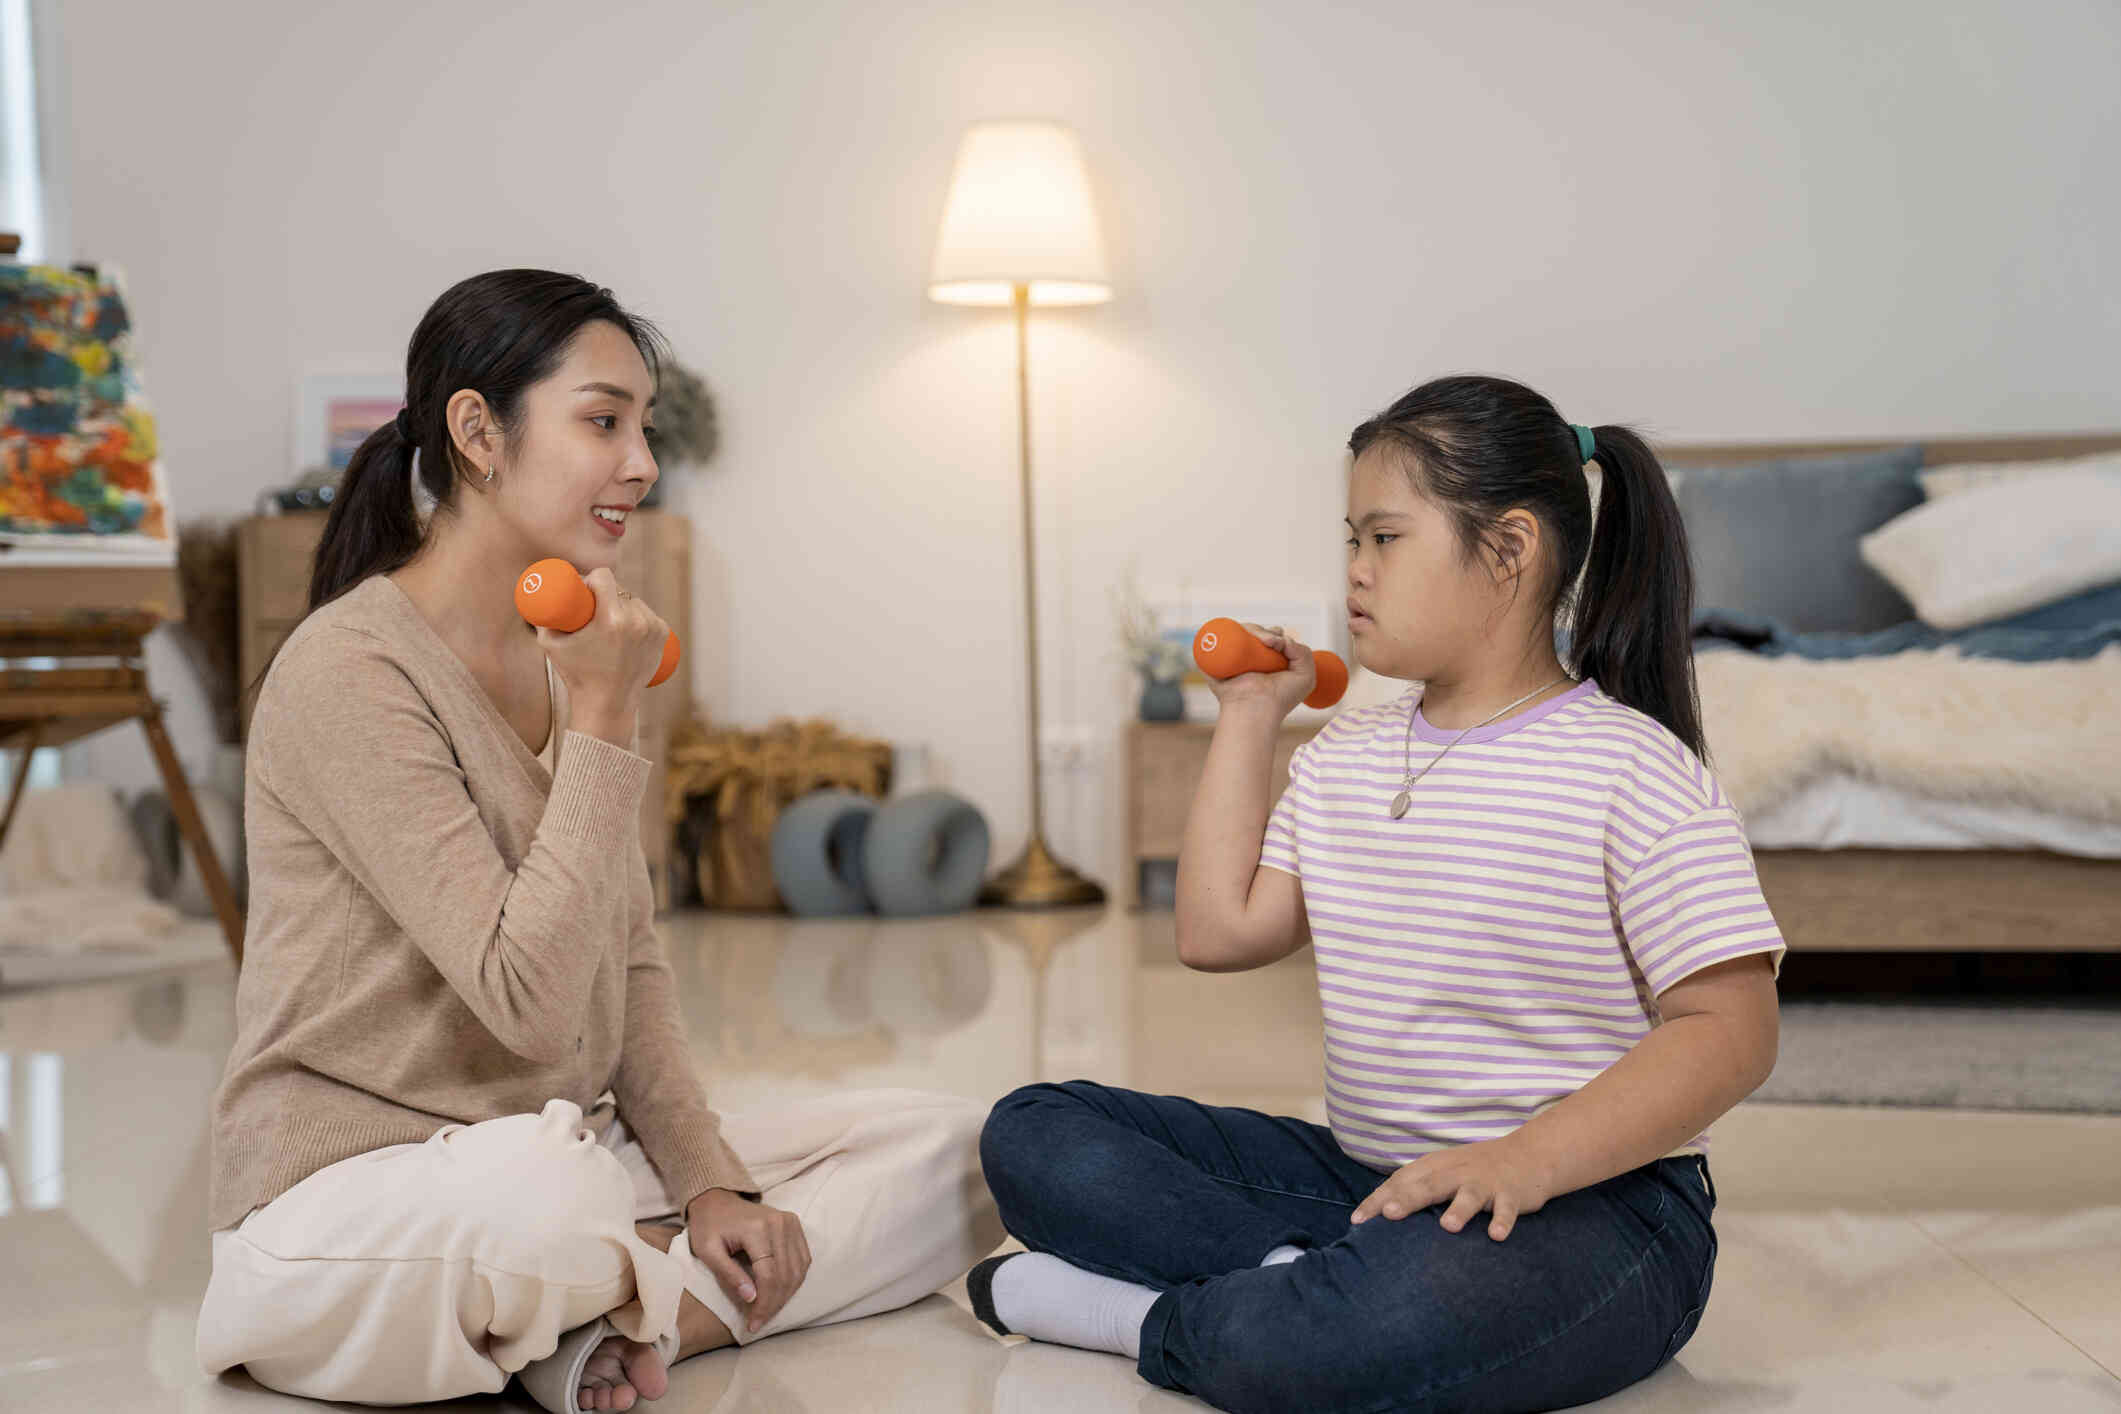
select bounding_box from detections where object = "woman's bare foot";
[575,1333,667,1411]
[574,1223,737,1409]
[632,1222,738,1360]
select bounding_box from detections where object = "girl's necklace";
[1389,676,1574,819]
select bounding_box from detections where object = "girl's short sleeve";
[1258,741,1310,879]
[1616,803,1786,995]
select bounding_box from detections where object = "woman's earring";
[484,464,496,484]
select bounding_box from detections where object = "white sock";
[1260,1244,1305,1266]
[983,1253,1160,1358]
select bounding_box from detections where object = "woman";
[197,270,999,1412]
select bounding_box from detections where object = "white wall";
[59,0,2121,887]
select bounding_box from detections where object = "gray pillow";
[1669,445,1924,633]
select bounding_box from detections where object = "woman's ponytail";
[237,268,668,716]
[307,417,427,612]
[290,269,668,618]
[1565,424,1705,760]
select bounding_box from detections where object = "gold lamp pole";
[928,120,1110,908]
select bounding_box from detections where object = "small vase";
[1138,674,1186,722]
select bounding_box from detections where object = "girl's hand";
[1206,622,1317,719]
[1349,1136,1556,1241]
[685,1188,813,1334]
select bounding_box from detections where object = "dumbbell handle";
[514,558,681,688]
[1192,617,1349,709]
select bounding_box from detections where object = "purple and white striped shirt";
[1259,677,1784,1171]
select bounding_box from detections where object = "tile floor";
[2,907,2117,1412]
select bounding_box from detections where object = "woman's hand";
[536,567,669,740]
[685,1188,813,1334]
[1206,622,1317,720]
[1349,1136,1557,1242]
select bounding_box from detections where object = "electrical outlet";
[1039,725,1095,774]
[891,742,933,795]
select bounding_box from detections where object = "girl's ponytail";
[1349,374,1707,763]
[307,417,426,612]
[1566,424,1705,760]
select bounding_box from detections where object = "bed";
[1656,433,2121,953]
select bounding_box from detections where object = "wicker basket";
[664,717,893,911]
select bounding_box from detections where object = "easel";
[0,611,244,1248]
[1,233,244,960]
[0,609,246,962]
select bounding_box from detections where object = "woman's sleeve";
[1614,803,1787,995]
[253,626,649,1063]
[610,851,760,1206]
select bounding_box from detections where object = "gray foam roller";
[861,789,992,917]
[770,790,879,916]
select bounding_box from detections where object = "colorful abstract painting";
[0,263,174,553]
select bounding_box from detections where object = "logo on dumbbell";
[522,572,543,594]
[1199,631,1219,652]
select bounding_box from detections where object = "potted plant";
[639,359,719,506]
[1114,570,1188,722]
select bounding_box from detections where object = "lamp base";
[979,833,1107,909]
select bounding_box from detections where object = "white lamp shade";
[928,120,1112,307]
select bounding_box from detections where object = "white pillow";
[1858,466,2121,631]
[1918,451,2121,501]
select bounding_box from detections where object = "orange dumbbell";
[1192,617,1348,709]
[514,558,681,688]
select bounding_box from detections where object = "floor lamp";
[928,120,1109,908]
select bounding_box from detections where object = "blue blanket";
[1688,608,2121,662]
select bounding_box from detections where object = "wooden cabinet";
[236,516,327,723]
[237,511,694,910]
[1124,720,1320,908]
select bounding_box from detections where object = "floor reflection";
[0,911,2115,1411]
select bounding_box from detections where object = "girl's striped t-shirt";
[1259,677,1785,1172]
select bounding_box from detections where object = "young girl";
[197,270,999,1412]
[974,374,1782,1413]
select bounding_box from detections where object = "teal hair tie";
[1570,423,1596,463]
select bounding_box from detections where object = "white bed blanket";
[1696,644,2121,823]
[1746,773,2121,855]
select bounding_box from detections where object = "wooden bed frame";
[1656,432,2121,953]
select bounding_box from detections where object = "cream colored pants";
[196,1090,1001,1405]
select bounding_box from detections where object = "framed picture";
[293,372,403,476]
[1143,591,1343,719]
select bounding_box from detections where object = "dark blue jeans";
[981,1080,1718,1414]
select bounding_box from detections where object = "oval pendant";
[1390,789,1411,819]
